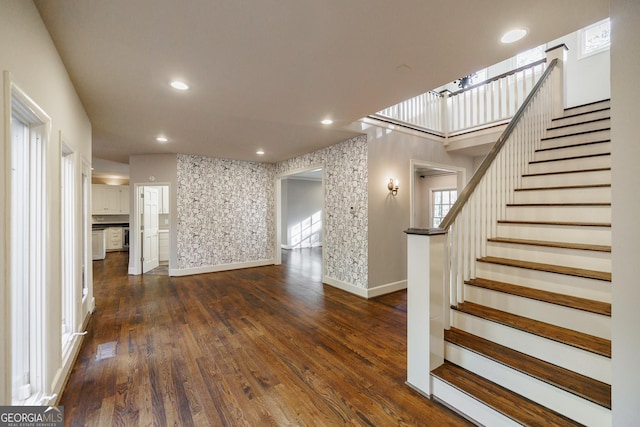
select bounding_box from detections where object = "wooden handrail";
[439,58,558,230]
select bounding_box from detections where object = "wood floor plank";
[60,250,472,426]
[445,328,611,408]
[454,301,611,357]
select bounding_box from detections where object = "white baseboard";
[367,280,407,298]
[170,259,275,276]
[323,277,407,299]
[281,243,323,250]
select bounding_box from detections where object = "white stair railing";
[439,58,559,310]
[372,59,547,137]
[446,59,547,135]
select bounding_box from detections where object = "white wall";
[0,0,92,405]
[361,123,474,290]
[548,27,611,107]
[282,178,323,248]
[611,0,640,424]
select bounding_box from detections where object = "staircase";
[431,100,612,426]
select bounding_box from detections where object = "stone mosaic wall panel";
[176,155,275,269]
[276,135,368,288]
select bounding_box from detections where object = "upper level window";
[516,45,545,68]
[579,18,610,59]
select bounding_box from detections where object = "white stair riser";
[445,344,612,426]
[486,241,611,272]
[527,155,610,174]
[513,186,610,204]
[544,119,610,138]
[464,285,611,339]
[445,343,611,426]
[551,109,610,127]
[496,223,611,246]
[521,170,610,188]
[564,101,611,116]
[540,129,609,149]
[431,377,521,427]
[504,205,610,223]
[451,310,611,383]
[534,141,611,162]
[475,262,611,302]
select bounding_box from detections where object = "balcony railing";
[371,59,547,137]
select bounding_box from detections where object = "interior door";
[142,186,160,273]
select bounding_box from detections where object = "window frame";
[432,188,458,228]
[578,18,611,59]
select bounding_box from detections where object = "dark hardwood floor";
[61,250,472,426]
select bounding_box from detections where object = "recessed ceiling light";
[256,150,265,155]
[156,136,168,143]
[321,119,333,125]
[501,28,527,44]
[170,80,189,90]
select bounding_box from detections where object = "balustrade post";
[545,44,568,118]
[439,90,450,139]
[404,228,446,397]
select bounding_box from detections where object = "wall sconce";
[387,178,399,196]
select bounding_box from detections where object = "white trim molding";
[323,277,407,299]
[169,259,275,277]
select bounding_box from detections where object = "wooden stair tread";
[537,139,610,153]
[507,202,610,207]
[563,100,610,114]
[529,152,609,164]
[445,328,611,408]
[453,302,611,357]
[498,219,611,227]
[431,361,582,426]
[486,237,611,253]
[522,167,610,178]
[514,183,611,192]
[541,127,610,141]
[553,107,609,122]
[466,277,611,316]
[547,117,610,132]
[478,256,611,282]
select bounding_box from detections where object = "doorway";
[131,184,170,275]
[410,160,466,229]
[275,166,324,283]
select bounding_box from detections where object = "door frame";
[129,183,170,275]
[274,164,325,270]
[409,159,466,228]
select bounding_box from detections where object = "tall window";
[432,189,457,227]
[61,145,76,355]
[10,88,49,404]
[579,18,610,58]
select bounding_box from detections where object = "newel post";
[545,43,568,119]
[404,228,446,397]
[439,90,451,138]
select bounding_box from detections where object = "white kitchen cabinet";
[118,186,130,214]
[158,231,169,261]
[92,229,106,260]
[92,184,129,214]
[106,227,123,251]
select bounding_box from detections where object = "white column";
[545,44,568,118]
[406,229,446,396]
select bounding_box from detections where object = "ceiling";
[34,0,608,166]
